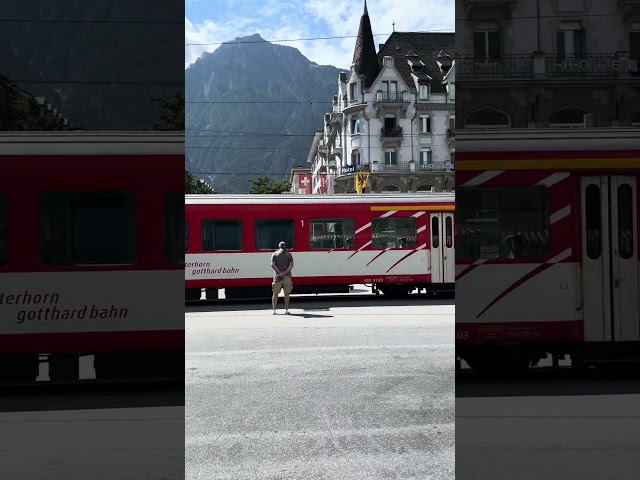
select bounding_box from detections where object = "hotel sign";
[339,165,356,175]
[549,57,638,73]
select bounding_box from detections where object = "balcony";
[376,91,404,102]
[456,54,533,79]
[380,126,404,148]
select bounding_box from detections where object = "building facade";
[456,0,640,129]
[307,3,455,194]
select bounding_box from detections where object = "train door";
[581,176,639,342]
[429,213,455,284]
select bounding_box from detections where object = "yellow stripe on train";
[371,205,456,212]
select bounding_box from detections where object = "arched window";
[632,110,640,127]
[381,184,401,193]
[464,107,511,128]
[549,106,589,127]
[417,184,434,192]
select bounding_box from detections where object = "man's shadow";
[277,312,333,318]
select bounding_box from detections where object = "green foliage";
[249,176,291,194]
[0,74,67,131]
[186,171,215,194]
[151,91,185,130]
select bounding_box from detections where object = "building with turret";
[307,1,455,194]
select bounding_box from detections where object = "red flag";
[319,174,328,194]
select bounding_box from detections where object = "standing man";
[271,241,294,314]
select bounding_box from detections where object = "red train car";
[456,129,640,372]
[185,194,455,300]
[0,132,184,382]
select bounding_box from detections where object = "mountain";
[0,1,183,130]
[185,33,343,193]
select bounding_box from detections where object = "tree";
[150,91,184,130]
[249,176,291,194]
[186,171,215,194]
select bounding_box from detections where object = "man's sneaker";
[285,310,290,315]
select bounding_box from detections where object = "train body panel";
[185,194,455,297]
[456,128,640,369]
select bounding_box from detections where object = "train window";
[432,217,440,248]
[40,192,136,266]
[457,187,549,259]
[255,219,293,250]
[164,190,185,265]
[0,194,7,266]
[584,184,601,260]
[371,217,416,249]
[445,216,453,248]
[309,218,355,250]
[202,220,242,251]
[618,184,633,260]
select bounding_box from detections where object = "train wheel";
[205,288,219,300]
[185,288,201,302]
[94,351,183,380]
[0,355,40,382]
[379,285,410,298]
[48,354,80,381]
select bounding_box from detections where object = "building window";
[0,194,6,266]
[351,151,361,166]
[40,191,136,266]
[456,187,549,260]
[372,217,416,248]
[309,218,355,250]
[631,31,640,65]
[350,82,357,100]
[450,151,455,164]
[165,190,185,265]
[255,219,294,250]
[420,149,433,165]
[464,107,511,128]
[202,220,242,251]
[417,184,433,192]
[418,84,429,100]
[474,30,501,61]
[351,117,360,135]
[381,80,399,100]
[384,150,397,165]
[557,23,585,59]
[419,115,431,133]
[549,105,589,127]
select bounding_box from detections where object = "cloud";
[185,0,453,69]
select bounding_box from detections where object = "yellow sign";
[355,172,369,194]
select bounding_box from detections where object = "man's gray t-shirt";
[271,249,293,281]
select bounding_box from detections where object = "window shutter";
[488,31,501,61]
[631,32,640,61]
[426,117,431,132]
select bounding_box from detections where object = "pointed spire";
[352,0,379,88]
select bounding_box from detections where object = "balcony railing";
[381,126,403,138]
[376,91,404,102]
[456,54,533,78]
[377,161,453,173]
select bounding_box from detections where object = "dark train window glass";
[585,184,601,260]
[202,220,242,251]
[309,218,355,250]
[0,194,7,266]
[255,219,294,250]
[618,184,634,260]
[164,190,184,265]
[371,217,416,249]
[40,192,136,266]
[432,217,440,248]
[457,187,549,260]
[446,216,453,248]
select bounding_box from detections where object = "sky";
[185,0,454,70]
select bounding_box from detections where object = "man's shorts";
[273,275,293,295]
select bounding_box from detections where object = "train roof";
[0,131,184,155]
[458,128,640,152]
[185,193,455,205]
